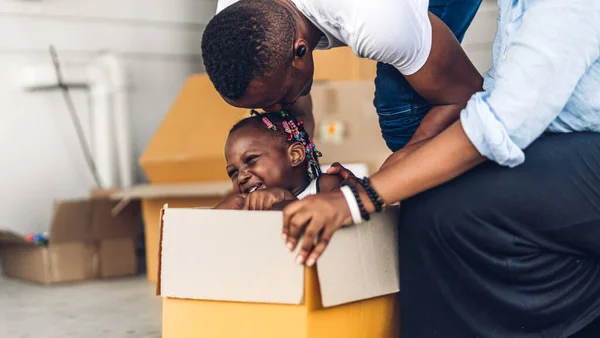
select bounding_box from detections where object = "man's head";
[201,0,315,112]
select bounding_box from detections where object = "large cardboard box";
[0,198,140,284]
[111,182,232,283]
[311,81,392,173]
[140,74,247,184]
[313,47,377,82]
[158,206,401,338]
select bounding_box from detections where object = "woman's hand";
[244,187,296,210]
[282,191,353,267]
[214,193,247,210]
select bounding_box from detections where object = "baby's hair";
[229,110,322,180]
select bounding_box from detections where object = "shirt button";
[501,54,508,61]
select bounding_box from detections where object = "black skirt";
[398,132,600,338]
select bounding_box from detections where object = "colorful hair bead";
[262,117,276,131]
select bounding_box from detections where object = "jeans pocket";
[377,105,431,151]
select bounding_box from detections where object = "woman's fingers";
[296,215,325,265]
[283,201,312,251]
[306,226,335,267]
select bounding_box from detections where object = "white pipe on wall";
[86,65,117,189]
[92,53,134,188]
[21,53,134,189]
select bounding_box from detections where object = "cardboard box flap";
[159,207,401,307]
[111,182,232,200]
[159,208,304,305]
[0,230,31,246]
[90,199,140,239]
[49,199,93,243]
[317,207,400,307]
[140,74,248,183]
[50,199,139,243]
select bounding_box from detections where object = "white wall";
[0,0,218,234]
[462,0,499,74]
[0,0,499,235]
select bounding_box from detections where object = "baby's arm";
[214,193,247,210]
[317,174,344,193]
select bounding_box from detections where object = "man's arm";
[404,13,483,145]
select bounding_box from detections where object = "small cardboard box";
[313,47,377,82]
[0,198,140,284]
[158,206,401,338]
[111,182,233,283]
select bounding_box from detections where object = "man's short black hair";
[201,0,295,100]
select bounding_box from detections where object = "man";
[202,0,483,150]
[202,0,600,337]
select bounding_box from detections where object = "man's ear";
[288,142,306,168]
[292,39,313,69]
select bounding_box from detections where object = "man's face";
[225,65,314,113]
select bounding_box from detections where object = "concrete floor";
[0,276,162,338]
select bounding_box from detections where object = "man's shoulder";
[215,0,239,14]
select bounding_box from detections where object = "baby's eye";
[227,169,238,179]
[245,155,259,163]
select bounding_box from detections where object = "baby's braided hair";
[229,110,322,180]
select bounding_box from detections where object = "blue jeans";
[374,0,483,151]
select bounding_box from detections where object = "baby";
[215,110,342,210]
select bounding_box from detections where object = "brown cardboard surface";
[99,238,137,278]
[0,230,30,246]
[140,74,248,183]
[311,81,392,174]
[0,196,140,284]
[49,199,92,243]
[0,242,98,284]
[0,246,51,283]
[46,242,99,282]
[48,199,139,244]
[313,47,377,82]
[158,207,400,307]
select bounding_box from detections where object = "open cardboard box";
[0,197,140,284]
[158,205,401,338]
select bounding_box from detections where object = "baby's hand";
[244,187,296,210]
[214,193,247,210]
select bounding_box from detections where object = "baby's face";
[225,127,292,194]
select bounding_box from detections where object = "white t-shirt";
[214,0,432,76]
[296,177,319,200]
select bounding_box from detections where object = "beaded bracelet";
[342,181,370,221]
[358,177,384,213]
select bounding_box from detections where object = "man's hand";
[244,187,296,210]
[214,193,247,210]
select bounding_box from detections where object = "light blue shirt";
[460,0,600,167]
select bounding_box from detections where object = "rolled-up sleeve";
[460,0,600,167]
